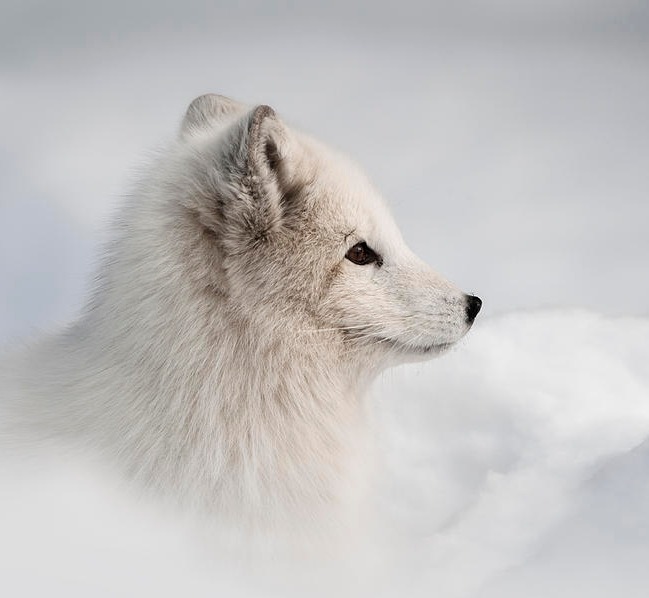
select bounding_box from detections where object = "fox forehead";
[294,134,406,253]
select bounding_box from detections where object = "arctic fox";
[4,94,481,543]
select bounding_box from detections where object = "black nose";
[465,295,482,323]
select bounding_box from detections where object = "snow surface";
[379,311,649,597]
[1,1,649,596]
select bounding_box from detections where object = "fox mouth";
[342,328,453,355]
[375,336,453,355]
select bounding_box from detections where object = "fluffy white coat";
[2,94,480,548]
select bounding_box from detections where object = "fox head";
[177,94,480,364]
[38,94,482,524]
[118,94,481,376]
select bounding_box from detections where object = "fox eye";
[345,242,382,267]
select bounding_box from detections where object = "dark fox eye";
[345,242,382,266]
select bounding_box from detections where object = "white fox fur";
[2,95,480,547]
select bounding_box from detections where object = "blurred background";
[1,0,648,342]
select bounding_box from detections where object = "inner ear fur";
[190,103,300,245]
[245,105,291,185]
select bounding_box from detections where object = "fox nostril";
[465,295,482,323]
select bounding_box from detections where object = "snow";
[1,1,649,595]
[378,311,649,597]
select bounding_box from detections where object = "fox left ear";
[245,105,289,192]
[215,104,297,243]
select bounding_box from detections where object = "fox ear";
[180,93,246,137]
[244,104,290,192]
[213,104,297,244]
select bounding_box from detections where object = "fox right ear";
[180,94,246,137]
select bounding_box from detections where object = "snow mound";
[378,310,649,596]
